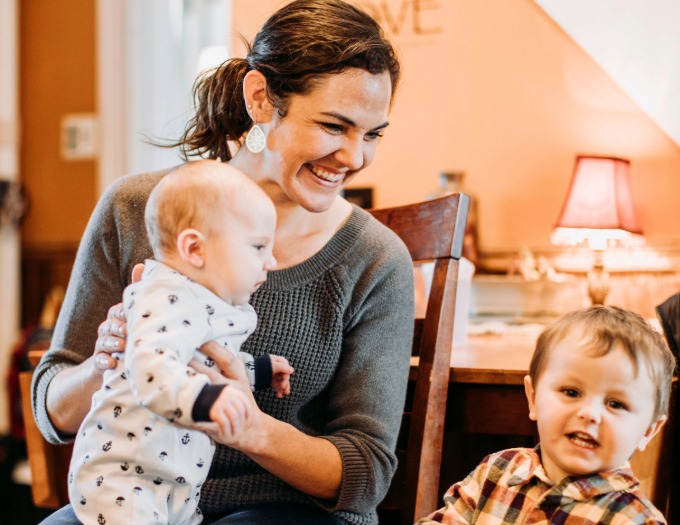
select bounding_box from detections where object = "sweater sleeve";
[322,216,415,515]
[30,171,164,444]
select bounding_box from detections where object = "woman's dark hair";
[173,0,401,161]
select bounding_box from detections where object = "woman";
[32,1,414,524]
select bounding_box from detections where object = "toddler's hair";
[529,305,675,420]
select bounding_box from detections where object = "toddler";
[418,305,675,524]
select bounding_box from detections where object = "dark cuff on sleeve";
[192,383,227,422]
[253,354,273,391]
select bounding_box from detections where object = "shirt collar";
[507,446,640,501]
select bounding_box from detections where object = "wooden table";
[412,331,672,516]
[411,332,539,437]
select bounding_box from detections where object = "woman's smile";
[307,163,346,184]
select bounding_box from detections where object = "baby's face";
[202,202,277,306]
[524,330,663,483]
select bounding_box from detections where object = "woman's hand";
[91,263,145,375]
[192,341,342,500]
[93,303,127,371]
[191,342,265,449]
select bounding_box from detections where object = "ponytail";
[173,57,251,161]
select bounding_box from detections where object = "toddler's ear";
[177,228,206,268]
[636,415,667,452]
[524,375,538,422]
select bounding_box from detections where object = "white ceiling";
[534,0,680,148]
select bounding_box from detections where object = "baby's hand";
[270,355,294,398]
[209,383,251,437]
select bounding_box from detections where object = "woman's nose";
[336,137,364,171]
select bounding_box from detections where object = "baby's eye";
[561,388,579,398]
[253,244,265,251]
[607,400,627,410]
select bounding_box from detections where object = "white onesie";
[68,260,266,525]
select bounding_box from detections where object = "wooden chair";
[370,193,470,525]
[19,349,73,509]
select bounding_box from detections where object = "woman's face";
[263,68,392,213]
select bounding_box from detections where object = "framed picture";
[343,187,374,209]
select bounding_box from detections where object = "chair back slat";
[371,193,469,524]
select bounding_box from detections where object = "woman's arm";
[44,356,107,435]
[195,342,343,500]
[31,171,162,443]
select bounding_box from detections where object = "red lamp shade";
[551,156,643,249]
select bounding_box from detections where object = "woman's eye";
[321,123,344,134]
[364,131,384,142]
[254,245,265,251]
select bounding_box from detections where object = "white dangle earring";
[245,104,266,154]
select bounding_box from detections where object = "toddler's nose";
[576,399,603,424]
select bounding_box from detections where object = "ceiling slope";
[534,0,680,148]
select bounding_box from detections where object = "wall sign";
[354,0,444,45]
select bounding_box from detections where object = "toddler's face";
[524,329,664,483]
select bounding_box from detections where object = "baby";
[418,305,675,524]
[68,160,293,524]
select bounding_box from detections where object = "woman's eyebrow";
[320,111,389,131]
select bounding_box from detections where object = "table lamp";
[551,156,643,305]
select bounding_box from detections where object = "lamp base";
[587,253,610,305]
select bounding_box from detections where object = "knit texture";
[32,167,415,525]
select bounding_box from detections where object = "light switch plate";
[61,113,99,160]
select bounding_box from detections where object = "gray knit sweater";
[32,168,415,525]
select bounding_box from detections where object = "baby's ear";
[636,415,667,452]
[177,229,205,268]
[524,375,538,422]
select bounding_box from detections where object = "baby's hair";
[145,160,249,260]
[530,305,676,420]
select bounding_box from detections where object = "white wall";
[534,0,680,147]
[0,0,21,435]
[98,0,232,194]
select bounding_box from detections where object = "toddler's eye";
[561,388,579,398]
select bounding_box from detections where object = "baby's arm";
[270,355,294,398]
[208,383,251,437]
[239,352,294,397]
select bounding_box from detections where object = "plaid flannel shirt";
[417,447,665,525]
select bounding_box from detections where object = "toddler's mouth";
[568,431,598,449]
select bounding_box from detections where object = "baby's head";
[145,159,277,305]
[524,305,675,482]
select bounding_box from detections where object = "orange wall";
[234,0,680,252]
[19,0,680,254]
[19,0,97,246]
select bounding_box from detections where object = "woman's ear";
[243,69,274,124]
[524,375,538,422]
[177,229,205,268]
